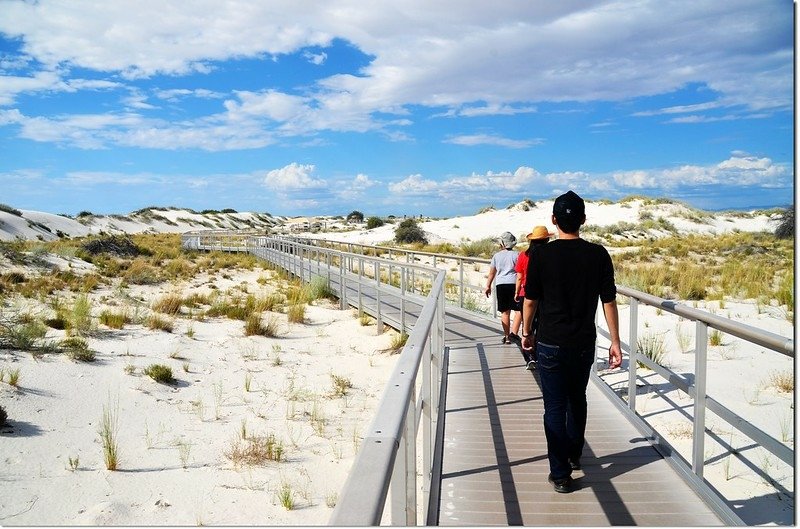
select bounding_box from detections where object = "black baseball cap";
[553,190,585,220]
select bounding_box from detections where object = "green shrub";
[61,336,95,362]
[99,310,129,329]
[143,363,174,384]
[394,219,427,244]
[366,216,384,229]
[69,294,93,336]
[0,203,23,216]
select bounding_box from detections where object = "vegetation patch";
[143,363,174,384]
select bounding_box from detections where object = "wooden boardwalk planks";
[436,340,723,526]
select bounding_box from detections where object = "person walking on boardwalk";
[521,191,622,493]
[485,231,521,344]
[513,225,552,369]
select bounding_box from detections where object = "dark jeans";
[536,342,594,480]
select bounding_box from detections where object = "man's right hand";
[521,335,534,351]
[608,342,622,369]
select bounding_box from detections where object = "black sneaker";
[508,333,520,343]
[569,458,581,471]
[548,474,573,493]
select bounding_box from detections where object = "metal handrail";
[181,232,448,525]
[593,285,794,525]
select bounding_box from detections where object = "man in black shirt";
[521,190,622,493]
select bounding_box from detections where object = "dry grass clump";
[286,303,305,324]
[225,433,285,466]
[244,313,279,337]
[122,258,161,285]
[99,309,130,329]
[389,332,408,353]
[330,374,353,398]
[68,294,93,336]
[152,293,184,315]
[146,314,173,332]
[99,400,120,471]
[766,371,793,393]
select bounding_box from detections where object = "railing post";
[459,259,464,308]
[390,399,416,525]
[400,267,407,334]
[375,262,383,334]
[358,257,363,315]
[339,253,347,310]
[693,321,708,478]
[628,298,638,411]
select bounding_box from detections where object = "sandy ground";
[1,266,400,525]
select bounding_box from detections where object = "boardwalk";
[439,339,723,526]
[324,267,725,525]
[216,241,730,525]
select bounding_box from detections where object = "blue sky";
[0,1,793,217]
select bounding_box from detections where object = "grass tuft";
[143,363,174,384]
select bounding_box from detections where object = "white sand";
[1,266,400,525]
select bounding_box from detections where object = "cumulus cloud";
[262,163,326,190]
[388,174,439,195]
[611,154,790,189]
[0,1,790,124]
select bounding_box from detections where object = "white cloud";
[303,51,327,65]
[0,0,788,125]
[335,173,377,200]
[388,174,439,195]
[263,163,326,190]
[611,154,790,189]
[444,134,542,149]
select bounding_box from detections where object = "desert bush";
[390,332,409,352]
[0,317,47,351]
[767,370,793,393]
[7,368,20,386]
[366,216,384,229]
[459,238,496,258]
[143,363,174,384]
[99,400,120,470]
[244,314,279,337]
[152,293,184,315]
[225,433,285,466]
[99,310,129,329]
[61,336,95,362]
[286,303,305,323]
[636,333,666,369]
[774,207,794,239]
[330,374,353,398]
[69,294,93,336]
[146,314,173,332]
[122,258,161,285]
[0,203,22,216]
[307,276,336,302]
[394,219,427,244]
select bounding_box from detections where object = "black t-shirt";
[524,238,616,349]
